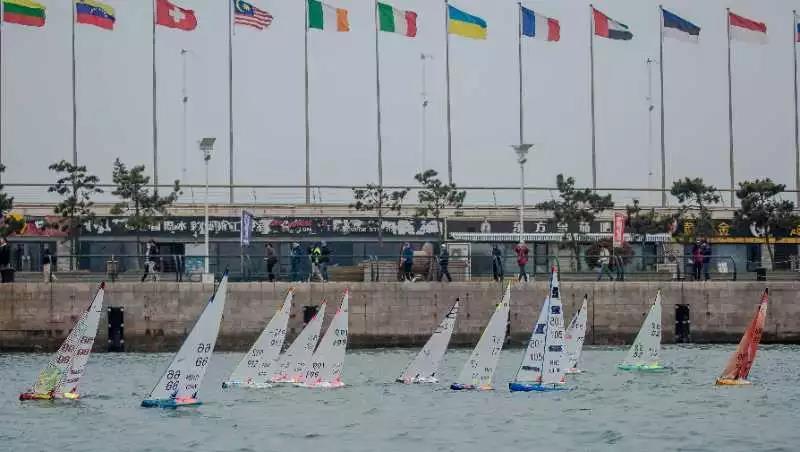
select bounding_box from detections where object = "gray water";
[1,346,799,452]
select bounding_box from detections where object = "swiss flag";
[156,0,197,31]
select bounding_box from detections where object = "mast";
[589,4,597,190]
[444,0,453,183]
[727,8,735,207]
[659,5,666,207]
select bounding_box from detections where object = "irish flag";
[729,11,767,44]
[2,0,46,27]
[378,2,417,38]
[308,0,349,32]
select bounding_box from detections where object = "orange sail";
[716,289,768,385]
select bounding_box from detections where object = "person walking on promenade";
[310,242,323,282]
[141,240,159,282]
[514,241,529,282]
[701,238,712,281]
[492,244,504,281]
[290,242,303,282]
[691,240,703,281]
[42,246,57,282]
[597,245,614,281]
[319,241,331,282]
[438,246,452,282]
[0,238,11,283]
[265,243,277,282]
[401,242,414,281]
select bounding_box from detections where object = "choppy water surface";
[1,346,799,452]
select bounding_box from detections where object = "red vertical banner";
[613,212,625,248]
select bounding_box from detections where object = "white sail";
[455,284,511,389]
[272,301,327,383]
[565,296,588,371]
[225,289,293,387]
[301,290,349,387]
[398,300,459,383]
[513,297,549,384]
[622,291,662,367]
[27,284,105,398]
[144,274,228,402]
[540,271,566,385]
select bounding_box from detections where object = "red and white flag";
[729,12,767,44]
[156,0,197,31]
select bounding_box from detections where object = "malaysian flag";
[234,0,273,30]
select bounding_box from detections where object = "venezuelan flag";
[76,0,115,30]
[448,5,486,40]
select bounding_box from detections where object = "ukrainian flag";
[448,5,487,40]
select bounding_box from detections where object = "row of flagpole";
[3,1,800,207]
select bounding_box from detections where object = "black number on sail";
[196,343,211,353]
[195,357,209,367]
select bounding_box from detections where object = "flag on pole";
[662,9,700,43]
[448,5,487,40]
[240,210,254,246]
[2,0,45,27]
[521,7,559,42]
[729,12,767,44]
[592,8,632,41]
[378,2,417,38]
[308,0,349,32]
[76,1,115,31]
[234,0,272,30]
[795,16,799,42]
[156,0,197,31]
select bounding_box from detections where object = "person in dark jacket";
[438,246,452,282]
[691,240,703,281]
[265,243,277,282]
[401,243,414,281]
[491,244,504,281]
[701,239,712,281]
[319,241,331,282]
[290,242,303,282]
[141,240,159,282]
[0,238,11,283]
[42,246,57,282]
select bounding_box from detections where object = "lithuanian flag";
[3,0,46,27]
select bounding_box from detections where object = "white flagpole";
[152,0,159,191]
[444,0,453,183]
[304,0,311,204]
[659,5,666,207]
[228,0,235,203]
[589,4,597,190]
[0,0,3,182]
[72,2,78,166]
[517,2,524,145]
[794,10,799,205]
[727,8,735,207]
[374,0,383,188]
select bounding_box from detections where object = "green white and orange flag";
[2,0,46,27]
[308,0,349,32]
[378,2,417,38]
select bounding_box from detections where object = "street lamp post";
[199,138,216,278]
[512,144,533,244]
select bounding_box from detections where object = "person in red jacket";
[514,241,530,282]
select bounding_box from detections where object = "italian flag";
[2,0,46,27]
[378,2,417,38]
[308,0,349,32]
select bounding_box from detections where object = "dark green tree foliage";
[0,164,25,238]
[351,184,408,245]
[48,160,103,266]
[535,174,614,270]
[109,159,181,231]
[734,178,798,265]
[670,177,721,242]
[413,169,466,240]
[625,199,673,236]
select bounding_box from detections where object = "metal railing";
[0,252,763,283]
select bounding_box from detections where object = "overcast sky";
[2,0,799,206]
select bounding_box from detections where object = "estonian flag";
[593,8,632,41]
[662,9,700,43]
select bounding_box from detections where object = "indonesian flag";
[156,0,197,31]
[729,12,767,44]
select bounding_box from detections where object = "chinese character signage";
[613,212,626,247]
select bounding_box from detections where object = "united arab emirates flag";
[378,2,417,38]
[593,8,633,41]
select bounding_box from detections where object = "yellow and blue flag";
[448,5,486,40]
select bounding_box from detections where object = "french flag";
[521,6,560,42]
[729,11,767,44]
[592,8,633,41]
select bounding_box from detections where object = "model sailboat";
[223,289,293,389]
[451,285,510,391]
[716,289,768,386]
[141,273,229,408]
[271,300,327,384]
[298,289,349,388]
[20,283,106,401]
[509,268,567,392]
[565,295,588,374]
[618,290,664,371]
[397,300,459,384]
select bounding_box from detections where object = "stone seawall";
[1,281,798,352]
